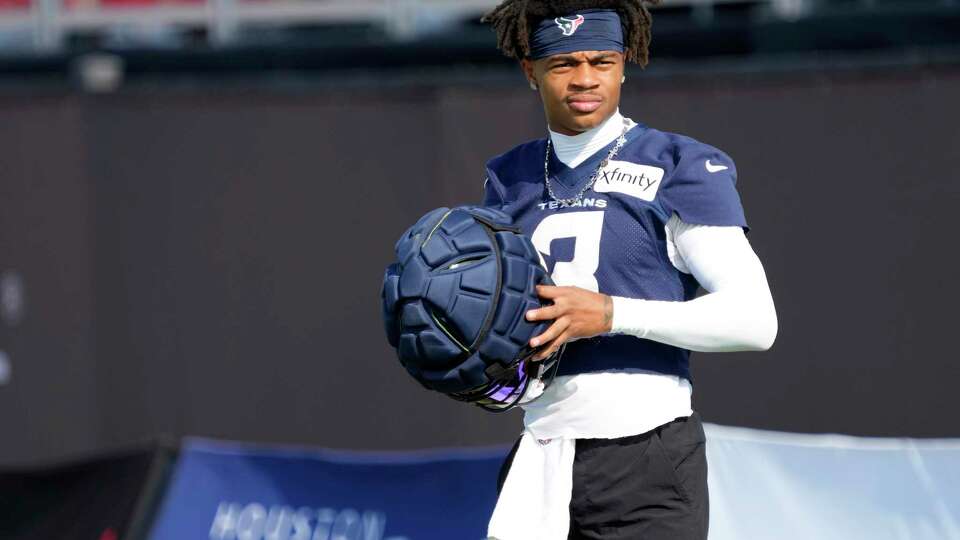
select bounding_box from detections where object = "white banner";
[705,424,960,540]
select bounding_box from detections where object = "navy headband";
[528,9,625,60]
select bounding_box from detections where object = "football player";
[479,1,778,539]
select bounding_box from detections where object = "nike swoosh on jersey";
[705,160,729,173]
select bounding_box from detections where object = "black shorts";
[498,412,709,540]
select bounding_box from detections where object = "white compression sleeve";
[610,216,778,352]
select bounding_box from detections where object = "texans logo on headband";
[555,14,585,36]
[531,10,623,59]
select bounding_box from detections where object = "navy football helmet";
[381,206,561,412]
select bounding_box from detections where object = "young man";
[479,1,778,539]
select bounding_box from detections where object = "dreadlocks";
[481,0,661,66]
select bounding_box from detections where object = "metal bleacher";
[0,0,774,52]
[0,0,957,72]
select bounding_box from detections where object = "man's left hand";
[525,285,613,361]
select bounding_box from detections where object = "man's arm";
[525,217,778,358]
[611,219,777,352]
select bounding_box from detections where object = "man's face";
[522,50,625,136]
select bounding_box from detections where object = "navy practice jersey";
[482,123,747,380]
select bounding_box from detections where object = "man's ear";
[520,59,537,89]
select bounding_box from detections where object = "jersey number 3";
[530,211,605,293]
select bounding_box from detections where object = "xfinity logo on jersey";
[592,160,664,202]
[208,502,409,540]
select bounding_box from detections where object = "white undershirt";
[548,109,631,168]
[487,113,778,540]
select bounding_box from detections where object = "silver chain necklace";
[543,118,630,206]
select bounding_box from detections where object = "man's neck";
[549,110,626,168]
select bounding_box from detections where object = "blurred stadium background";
[1,0,959,538]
